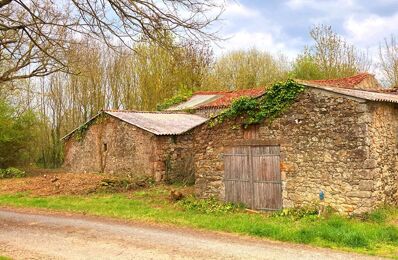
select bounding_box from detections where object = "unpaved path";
[0,208,380,260]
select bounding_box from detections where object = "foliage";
[0,99,41,168]
[203,48,289,90]
[211,79,305,127]
[0,167,27,179]
[74,113,107,142]
[0,190,397,258]
[273,204,319,220]
[177,195,242,214]
[156,88,193,111]
[292,25,370,80]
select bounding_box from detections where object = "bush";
[0,167,27,179]
[177,196,242,214]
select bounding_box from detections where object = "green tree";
[205,48,289,90]
[293,25,370,80]
[0,99,40,168]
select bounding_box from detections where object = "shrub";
[0,167,27,179]
[177,196,242,214]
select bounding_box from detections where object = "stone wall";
[368,103,398,206]
[63,115,194,182]
[192,88,397,214]
[154,134,195,184]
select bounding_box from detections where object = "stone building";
[184,73,398,214]
[63,73,398,214]
[62,111,207,182]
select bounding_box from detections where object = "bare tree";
[379,35,398,87]
[293,25,371,80]
[0,0,224,85]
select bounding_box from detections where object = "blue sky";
[214,0,398,64]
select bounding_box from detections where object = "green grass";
[0,187,397,259]
[0,256,12,260]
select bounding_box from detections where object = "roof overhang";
[298,80,398,104]
[62,110,208,141]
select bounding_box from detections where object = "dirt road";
[0,208,379,260]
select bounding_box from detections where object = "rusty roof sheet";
[299,73,372,88]
[62,111,208,140]
[298,81,398,104]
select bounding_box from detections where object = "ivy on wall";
[210,79,305,127]
[74,112,107,142]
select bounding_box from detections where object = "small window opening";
[103,143,108,152]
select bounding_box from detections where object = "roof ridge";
[104,110,198,115]
[298,72,371,83]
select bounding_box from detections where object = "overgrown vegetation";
[98,177,155,193]
[0,100,41,168]
[177,196,242,214]
[211,79,305,127]
[0,188,396,258]
[73,113,107,142]
[156,88,193,111]
[0,167,26,179]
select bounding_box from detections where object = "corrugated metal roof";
[106,111,208,135]
[168,88,266,111]
[62,111,208,140]
[167,94,220,110]
[299,81,398,104]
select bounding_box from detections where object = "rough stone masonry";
[192,88,398,215]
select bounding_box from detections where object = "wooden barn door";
[224,145,282,211]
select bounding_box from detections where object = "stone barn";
[62,73,398,214]
[171,73,398,214]
[62,111,207,182]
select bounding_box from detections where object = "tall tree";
[0,0,223,85]
[204,48,289,90]
[293,25,370,80]
[379,35,398,87]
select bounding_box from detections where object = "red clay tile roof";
[299,73,398,94]
[194,88,266,109]
[299,73,371,88]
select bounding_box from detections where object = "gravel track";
[0,208,380,260]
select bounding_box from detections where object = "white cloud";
[223,2,260,18]
[213,30,299,59]
[286,0,357,11]
[344,13,398,47]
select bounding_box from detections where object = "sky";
[214,0,398,69]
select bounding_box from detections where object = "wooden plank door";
[224,145,282,211]
[224,146,253,207]
[252,146,282,210]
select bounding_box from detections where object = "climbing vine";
[74,112,107,142]
[156,89,193,111]
[210,79,305,127]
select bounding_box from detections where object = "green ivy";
[210,79,305,127]
[156,89,193,111]
[74,113,107,142]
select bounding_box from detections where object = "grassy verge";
[0,256,12,260]
[0,186,397,259]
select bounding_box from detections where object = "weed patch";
[0,167,26,179]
